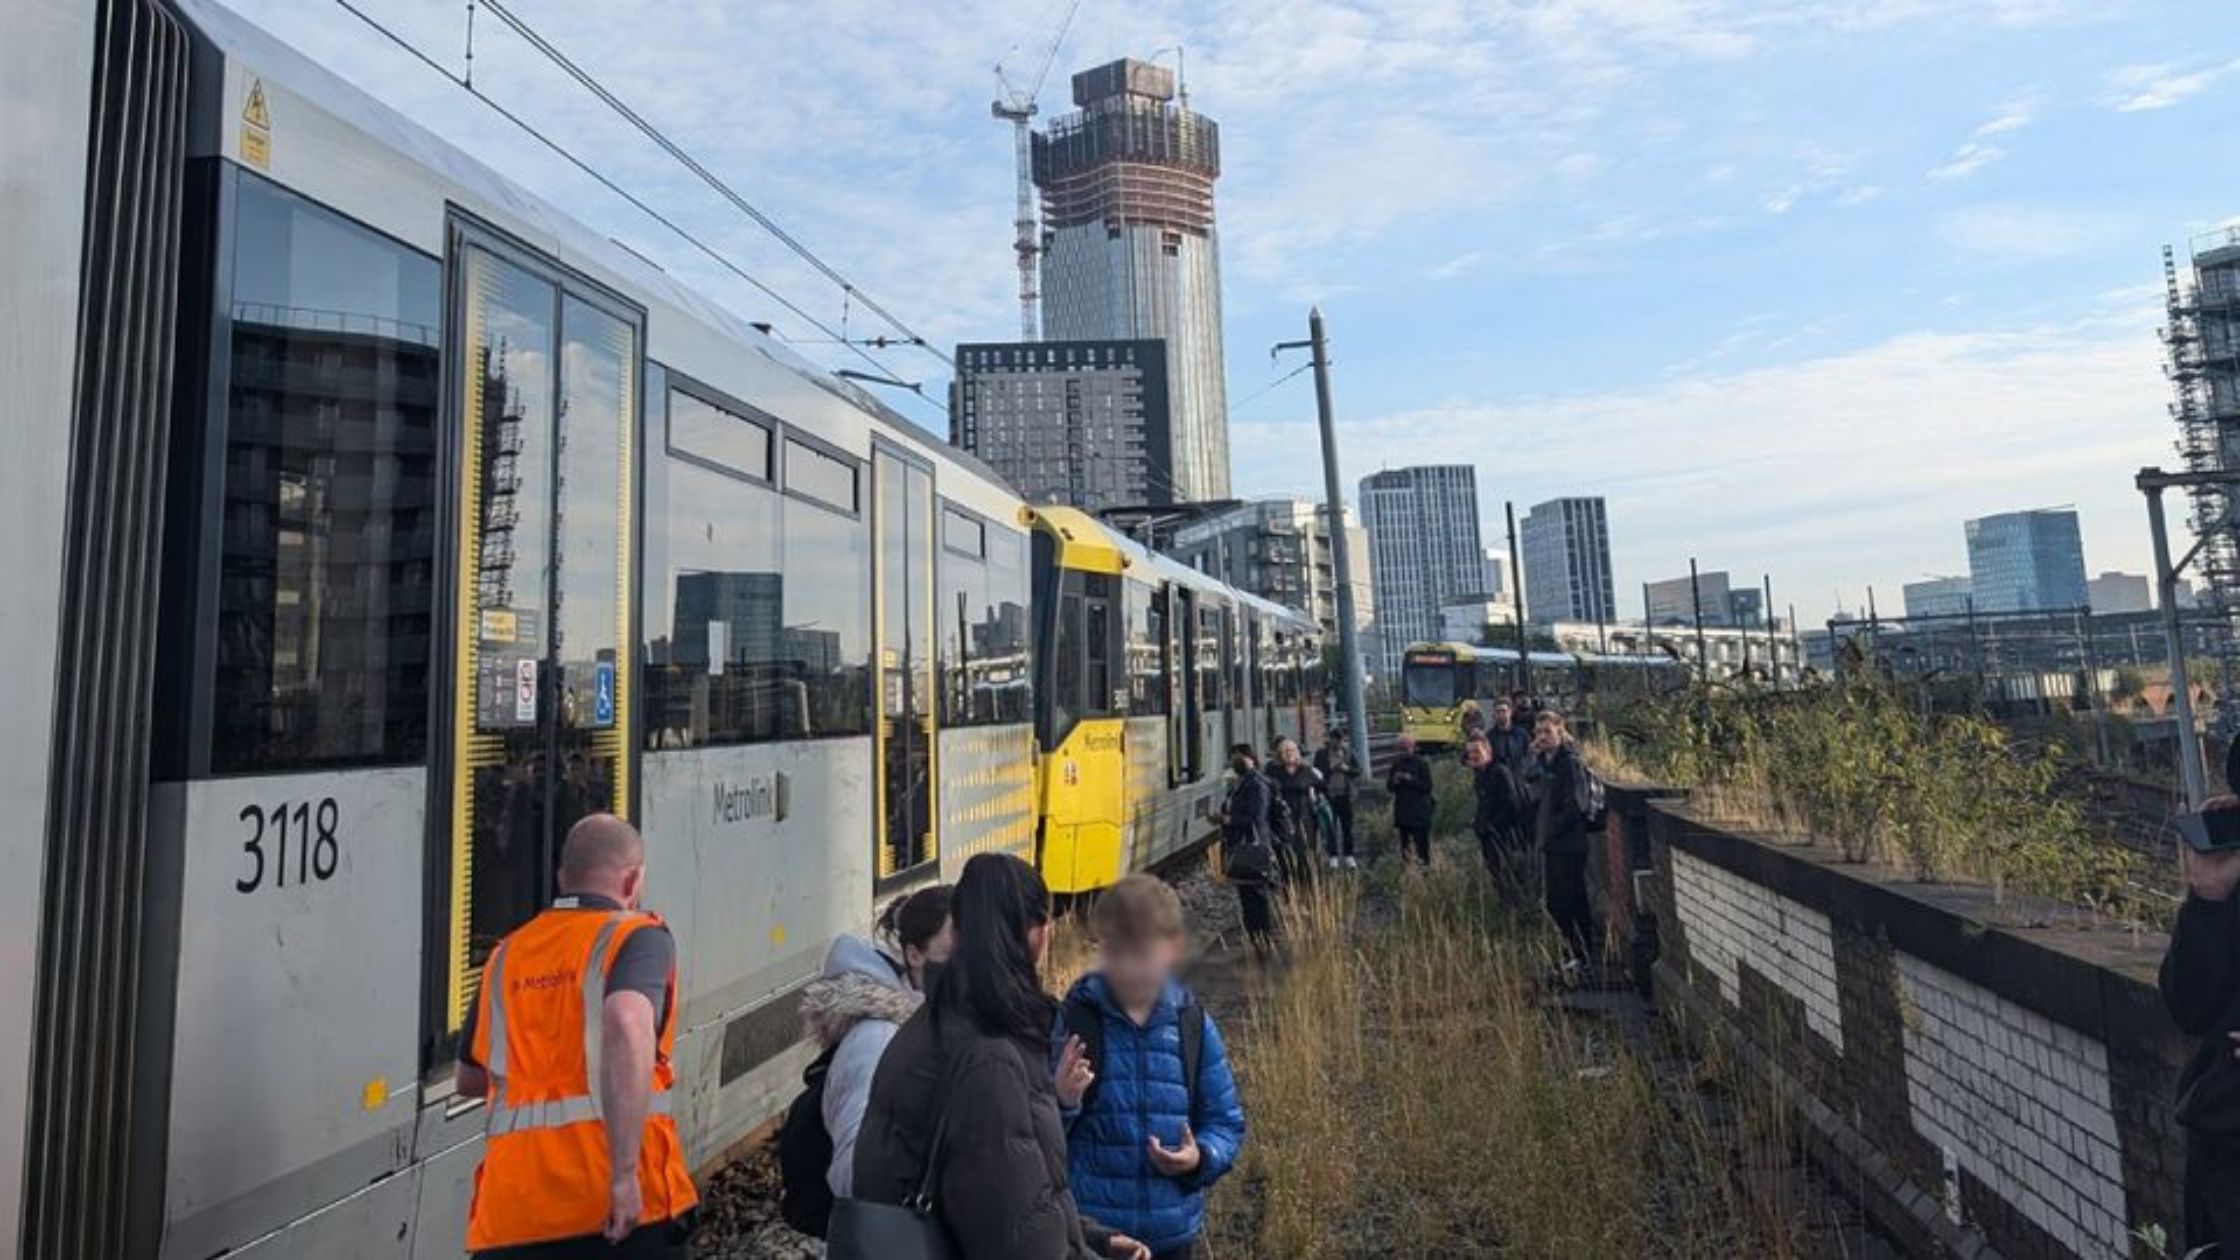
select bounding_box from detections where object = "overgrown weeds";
[1202,854,1809,1258]
[1595,676,2172,926]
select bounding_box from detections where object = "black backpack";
[1573,758,1609,834]
[776,1043,842,1237]
[1060,992,1206,1119]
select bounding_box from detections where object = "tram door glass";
[1173,587,1198,783]
[874,452,937,883]
[440,241,640,1041]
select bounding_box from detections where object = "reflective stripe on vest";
[483,942,510,1108]
[487,1089,674,1138]
[483,910,639,1134]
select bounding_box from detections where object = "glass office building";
[1964,509,2088,614]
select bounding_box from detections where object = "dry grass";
[1201,837,1812,1259]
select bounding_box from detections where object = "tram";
[1398,640,1690,748]
[2,4,1318,1256]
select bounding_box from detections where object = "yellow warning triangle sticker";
[243,80,270,130]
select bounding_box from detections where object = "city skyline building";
[1360,465,1483,677]
[1171,496,1373,646]
[1478,548,1510,600]
[948,339,1171,512]
[2086,570,2152,615]
[1644,569,1754,628]
[1904,575,1974,621]
[1033,59,1230,501]
[1964,508,2088,614]
[1521,497,1616,626]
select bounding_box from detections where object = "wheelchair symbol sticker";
[594,661,616,728]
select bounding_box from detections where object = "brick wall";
[1599,787,2194,1259]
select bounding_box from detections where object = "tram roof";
[171,0,1018,495]
[1022,506,1316,632]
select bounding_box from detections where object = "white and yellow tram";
[0,5,1319,1256]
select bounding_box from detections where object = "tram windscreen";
[1401,654,1459,707]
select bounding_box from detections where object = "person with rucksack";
[1216,743,1281,956]
[1313,727,1361,869]
[777,886,953,1238]
[1464,736,1528,897]
[844,854,1150,1260]
[1526,710,1604,980]
[1051,875,1246,1260]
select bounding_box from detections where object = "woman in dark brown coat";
[851,854,1149,1260]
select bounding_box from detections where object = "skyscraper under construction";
[2163,230,2240,688]
[1033,58,1230,503]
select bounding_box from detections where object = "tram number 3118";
[236,798,341,894]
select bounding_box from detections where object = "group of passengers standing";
[1215,698,1599,973]
[795,859,1244,1260]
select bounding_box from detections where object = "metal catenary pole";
[1507,501,1528,692]
[1689,557,1708,683]
[2142,473,2208,809]
[1763,573,1778,686]
[1304,307,1373,776]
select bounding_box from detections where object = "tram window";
[1197,606,1223,710]
[1051,569,1118,741]
[781,497,872,737]
[1125,580,1166,717]
[941,507,985,559]
[1084,599,1113,716]
[938,511,1030,728]
[785,437,858,513]
[206,173,441,772]
[1270,636,1297,706]
[642,401,784,748]
[985,528,1030,724]
[667,388,771,482]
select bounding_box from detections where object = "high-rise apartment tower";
[1360,466,1483,677]
[1032,59,1229,502]
[1521,497,1616,625]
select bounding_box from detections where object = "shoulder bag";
[824,1100,957,1260]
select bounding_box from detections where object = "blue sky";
[232,0,2240,624]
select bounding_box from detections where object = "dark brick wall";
[1626,795,2194,1259]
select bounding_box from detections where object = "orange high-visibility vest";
[464,904,699,1251]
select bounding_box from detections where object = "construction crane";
[992,0,1083,341]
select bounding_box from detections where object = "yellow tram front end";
[1398,642,1476,749]
[1024,507,1136,894]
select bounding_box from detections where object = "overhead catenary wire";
[477,0,952,369]
[1227,360,1315,419]
[325,0,946,418]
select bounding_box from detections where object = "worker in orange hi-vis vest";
[458,813,700,1257]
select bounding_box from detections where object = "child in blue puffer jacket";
[1052,874,1246,1260]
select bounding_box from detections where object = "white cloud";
[1929,142,2006,181]
[1238,317,2169,624]
[1428,251,1490,280]
[2099,58,2240,112]
[1934,203,2115,260]
[1926,93,2040,181]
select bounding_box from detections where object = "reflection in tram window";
[780,495,871,738]
[208,172,440,772]
[1125,580,1167,717]
[460,247,561,972]
[551,293,633,804]
[938,510,1031,728]
[642,387,870,747]
[1197,604,1224,712]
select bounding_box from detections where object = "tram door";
[873,449,938,884]
[1174,587,1199,783]
[433,228,642,1049]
